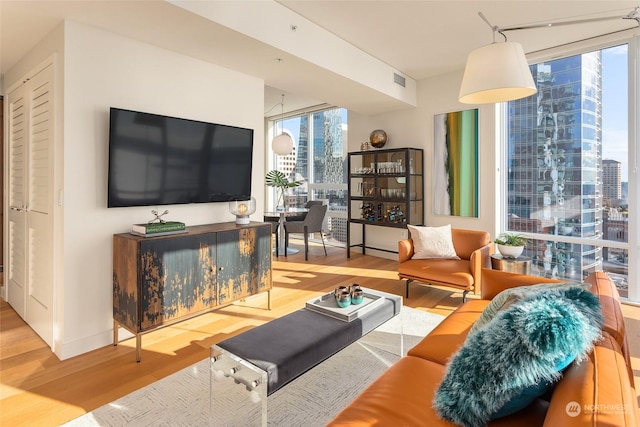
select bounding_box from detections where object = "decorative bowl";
[351,289,364,305]
[335,291,352,308]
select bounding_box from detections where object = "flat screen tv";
[108,108,253,208]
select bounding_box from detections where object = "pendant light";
[459,9,639,104]
[271,94,294,155]
[459,41,536,104]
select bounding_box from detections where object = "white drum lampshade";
[229,197,256,225]
[459,41,537,104]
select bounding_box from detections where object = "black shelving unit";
[347,147,424,257]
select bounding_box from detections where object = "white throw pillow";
[407,224,460,260]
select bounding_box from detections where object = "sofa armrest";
[468,243,494,294]
[480,268,562,300]
[398,239,414,263]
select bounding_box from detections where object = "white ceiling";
[2,1,639,114]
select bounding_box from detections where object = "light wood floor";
[1,242,639,426]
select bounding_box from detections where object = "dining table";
[264,207,309,255]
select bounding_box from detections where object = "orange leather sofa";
[397,229,493,301]
[328,270,638,426]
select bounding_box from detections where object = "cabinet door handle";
[219,267,224,271]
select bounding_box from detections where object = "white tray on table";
[305,288,386,322]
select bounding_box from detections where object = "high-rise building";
[602,159,622,204]
[507,52,604,280]
[286,109,348,244]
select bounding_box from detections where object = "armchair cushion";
[407,224,459,260]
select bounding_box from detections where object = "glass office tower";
[506,52,604,280]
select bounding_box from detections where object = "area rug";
[63,306,444,427]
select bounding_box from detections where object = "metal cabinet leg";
[136,334,142,363]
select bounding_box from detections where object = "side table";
[491,253,532,275]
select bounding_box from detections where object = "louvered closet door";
[7,62,54,346]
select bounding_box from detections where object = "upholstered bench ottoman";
[216,292,401,394]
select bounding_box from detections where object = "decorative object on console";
[265,170,302,210]
[271,94,294,155]
[149,209,170,223]
[131,221,187,237]
[131,211,186,237]
[495,232,528,258]
[229,197,256,225]
[433,109,478,217]
[434,285,603,425]
[407,224,460,260]
[369,129,387,148]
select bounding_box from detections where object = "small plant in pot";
[265,170,302,210]
[495,233,528,259]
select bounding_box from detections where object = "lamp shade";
[229,197,256,225]
[459,41,537,104]
[272,132,294,155]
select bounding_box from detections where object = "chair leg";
[405,279,412,298]
[274,229,279,257]
[462,290,469,303]
[320,230,327,256]
[303,225,309,261]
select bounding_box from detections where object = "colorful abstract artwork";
[433,109,479,217]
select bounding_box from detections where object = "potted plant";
[495,232,528,259]
[265,170,302,210]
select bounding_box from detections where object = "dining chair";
[284,204,328,260]
[285,200,324,222]
[263,215,280,257]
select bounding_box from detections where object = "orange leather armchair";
[398,228,493,301]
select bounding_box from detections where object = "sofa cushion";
[433,286,603,426]
[407,224,460,259]
[408,299,489,365]
[398,258,475,289]
[469,281,591,336]
[328,355,552,427]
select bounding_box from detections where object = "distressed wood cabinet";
[113,222,272,361]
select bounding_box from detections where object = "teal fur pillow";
[434,286,602,427]
[469,281,591,336]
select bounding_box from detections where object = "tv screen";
[108,108,253,207]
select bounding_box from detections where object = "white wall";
[348,72,500,258]
[5,20,266,359]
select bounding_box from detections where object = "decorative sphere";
[369,129,387,148]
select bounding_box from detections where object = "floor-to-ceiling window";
[503,41,638,302]
[267,107,348,246]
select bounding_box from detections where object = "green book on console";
[131,221,185,235]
